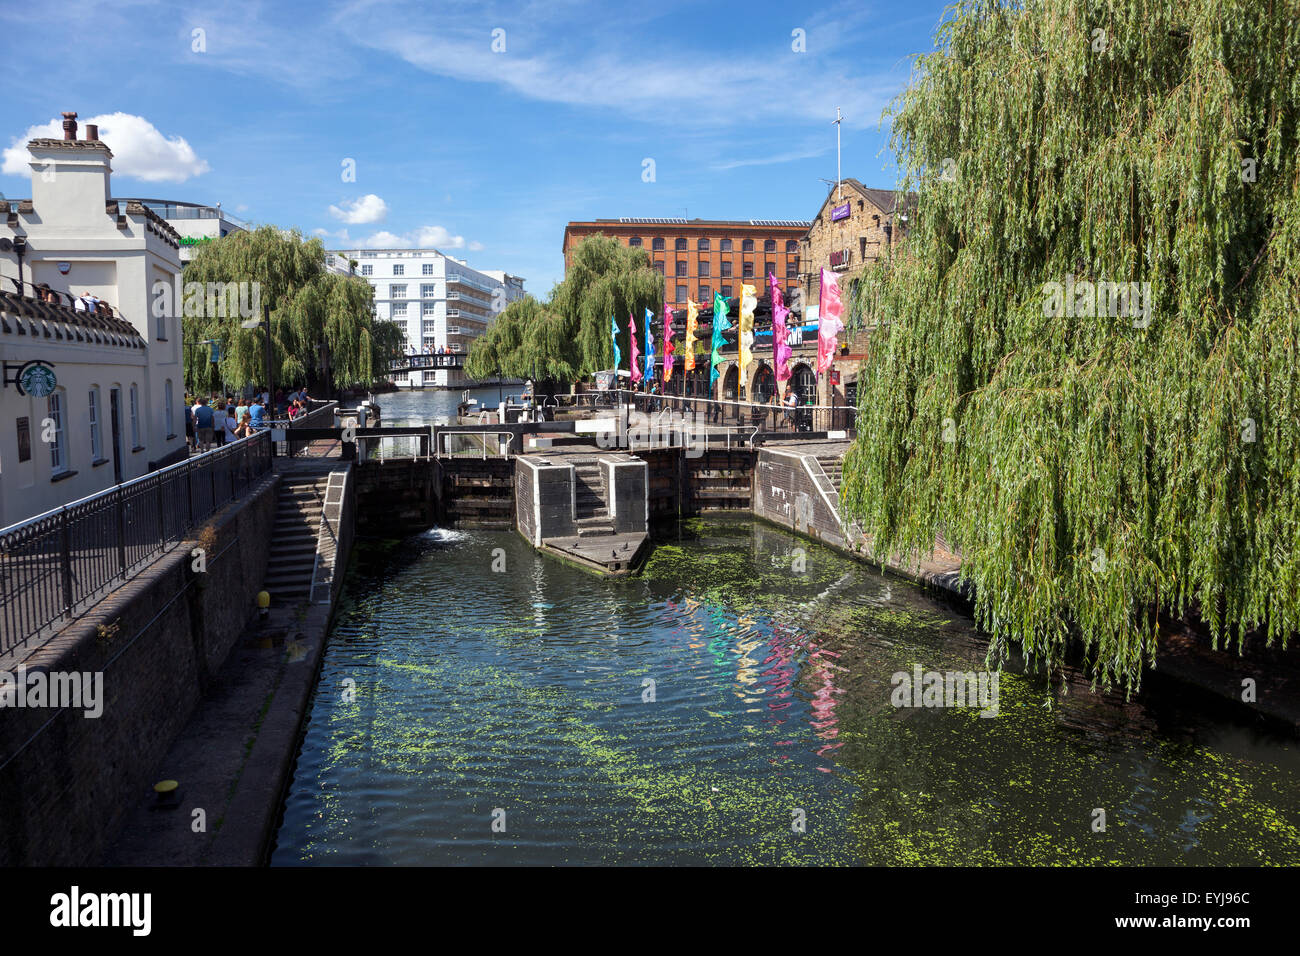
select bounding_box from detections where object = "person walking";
[192,396,215,452]
[249,395,266,430]
[184,398,196,451]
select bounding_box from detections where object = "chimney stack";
[85,124,98,142]
[61,111,78,141]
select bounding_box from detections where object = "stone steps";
[262,478,328,604]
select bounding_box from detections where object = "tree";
[548,234,663,374]
[840,0,1300,692]
[465,296,578,391]
[181,226,380,392]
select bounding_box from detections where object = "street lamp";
[241,303,274,435]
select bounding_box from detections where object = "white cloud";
[329,193,388,224]
[2,112,210,183]
[468,240,484,251]
[319,223,480,251]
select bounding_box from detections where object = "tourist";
[235,396,250,423]
[783,387,798,426]
[212,399,227,446]
[183,399,196,450]
[192,396,215,452]
[236,411,255,438]
[249,396,266,430]
[223,403,240,443]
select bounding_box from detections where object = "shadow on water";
[271,515,1300,866]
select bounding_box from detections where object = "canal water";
[271,516,1300,865]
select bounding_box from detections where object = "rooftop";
[0,283,147,349]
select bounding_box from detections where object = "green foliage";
[841,0,1300,692]
[181,226,380,390]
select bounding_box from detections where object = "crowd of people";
[184,386,313,454]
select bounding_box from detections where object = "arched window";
[130,384,141,449]
[164,380,175,438]
[652,237,665,251]
[764,239,776,252]
[785,240,797,253]
[629,236,642,247]
[792,364,817,405]
[697,238,710,251]
[88,386,102,461]
[742,239,754,252]
[720,239,733,252]
[675,238,687,251]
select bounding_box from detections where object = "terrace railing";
[0,431,272,661]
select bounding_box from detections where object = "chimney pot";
[61,111,78,141]
[85,124,99,141]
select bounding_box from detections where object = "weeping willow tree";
[464,296,579,386]
[181,226,380,391]
[842,0,1300,693]
[548,234,664,373]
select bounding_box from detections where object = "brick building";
[562,218,810,306]
[799,178,913,307]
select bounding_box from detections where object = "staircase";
[815,453,844,496]
[572,460,614,537]
[263,476,326,604]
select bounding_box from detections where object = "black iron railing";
[0,431,272,660]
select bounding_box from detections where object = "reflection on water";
[272,517,1300,865]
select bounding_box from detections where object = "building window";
[787,259,799,279]
[676,260,687,277]
[652,237,665,251]
[129,384,140,449]
[786,240,798,253]
[764,239,776,253]
[393,264,405,276]
[391,285,406,299]
[422,263,434,275]
[88,388,102,461]
[742,261,754,279]
[361,264,373,276]
[742,239,754,252]
[629,236,642,247]
[721,285,732,298]
[326,255,335,266]
[423,302,436,315]
[164,381,174,439]
[676,285,687,303]
[699,285,711,301]
[698,260,711,278]
[654,261,665,275]
[765,260,776,278]
[675,238,687,251]
[720,239,733,252]
[393,303,408,316]
[422,284,437,298]
[697,238,710,251]
[720,260,732,278]
[48,389,67,473]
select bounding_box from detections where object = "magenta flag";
[768,272,792,383]
[662,303,676,381]
[628,314,642,384]
[817,268,844,375]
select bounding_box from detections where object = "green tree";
[841,0,1300,692]
[181,226,379,392]
[548,234,663,374]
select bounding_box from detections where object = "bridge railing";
[0,431,272,662]
[435,430,515,459]
[607,388,856,436]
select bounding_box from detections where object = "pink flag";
[817,268,844,375]
[628,314,642,384]
[662,303,676,381]
[768,272,792,382]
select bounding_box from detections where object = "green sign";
[20,362,57,398]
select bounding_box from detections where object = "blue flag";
[644,307,655,385]
[610,314,621,370]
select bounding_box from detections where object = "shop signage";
[4,360,58,396]
[831,202,851,222]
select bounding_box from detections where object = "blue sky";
[0,0,952,294]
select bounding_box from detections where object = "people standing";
[249,395,266,430]
[184,398,196,451]
[192,397,215,452]
[223,403,240,443]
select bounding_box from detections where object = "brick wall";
[752,449,846,548]
[0,475,278,866]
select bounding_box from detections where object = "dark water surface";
[271,518,1300,865]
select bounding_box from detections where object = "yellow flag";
[685,299,699,371]
[739,283,757,377]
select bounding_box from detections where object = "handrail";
[436,430,514,459]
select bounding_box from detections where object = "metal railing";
[608,388,856,435]
[435,430,514,459]
[0,431,272,660]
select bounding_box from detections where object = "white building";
[326,247,524,388]
[138,200,249,265]
[0,113,187,527]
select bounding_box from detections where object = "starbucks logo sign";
[19,362,57,397]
